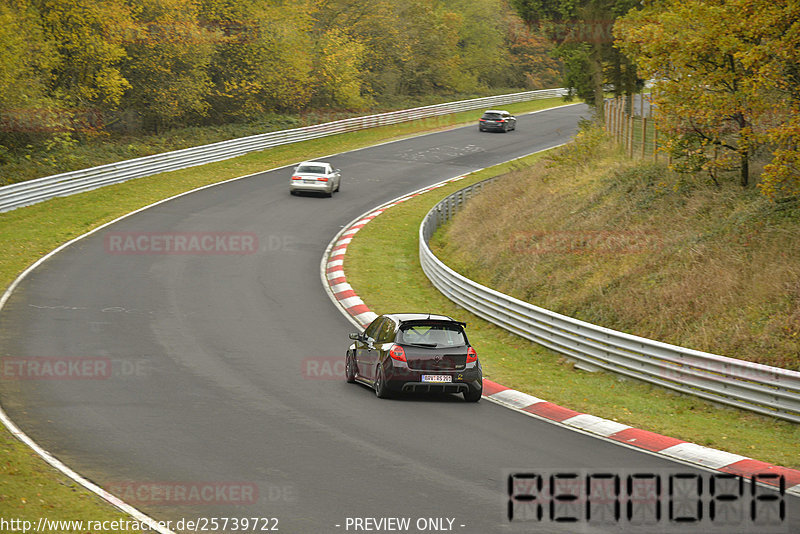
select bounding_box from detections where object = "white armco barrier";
[0,89,568,213]
[419,180,800,423]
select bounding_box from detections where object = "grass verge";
[0,433,141,532]
[0,97,568,529]
[343,149,800,470]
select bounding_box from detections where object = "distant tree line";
[0,0,562,151]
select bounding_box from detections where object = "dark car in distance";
[346,313,483,402]
[478,109,516,132]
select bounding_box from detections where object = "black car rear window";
[397,322,466,347]
[482,113,502,119]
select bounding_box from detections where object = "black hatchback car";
[478,109,516,132]
[346,313,483,402]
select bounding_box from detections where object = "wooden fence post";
[628,115,635,157]
[653,126,658,162]
[641,117,647,159]
[620,102,626,147]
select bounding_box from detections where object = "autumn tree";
[0,0,59,149]
[313,0,557,100]
[0,0,574,166]
[199,0,315,118]
[315,0,492,99]
[312,28,370,108]
[505,16,563,90]
[0,2,53,110]
[441,0,508,89]
[615,0,798,189]
[121,0,217,132]
[392,1,469,95]
[739,0,800,197]
[510,0,641,118]
[312,0,402,98]
[34,0,135,109]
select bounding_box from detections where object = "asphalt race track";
[1,104,796,533]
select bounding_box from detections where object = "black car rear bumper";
[401,382,472,395]
[383,363,482,395]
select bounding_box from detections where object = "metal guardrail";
[0,89,568,213]
[419,180,800,423]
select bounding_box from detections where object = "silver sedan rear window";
[296,165,326,174]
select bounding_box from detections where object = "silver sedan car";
[289,161,342,197]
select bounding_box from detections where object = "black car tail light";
[389,344,407,362]
[467,347,477,363]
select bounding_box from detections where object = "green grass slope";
[343,136,799,469]
[434,128,800,370]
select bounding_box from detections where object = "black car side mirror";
[349,332,361,341]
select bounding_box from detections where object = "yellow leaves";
[760,124,800,199]
[0,0,567,141]
[616,0,800,193]
[93,67,131,107]
[313,29,370,108]
[38,0,136,107]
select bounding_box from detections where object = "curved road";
[1,104,794,533]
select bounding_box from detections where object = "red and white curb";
[320,174,800,498]
[322,176,464,329]
[481,380,800,493]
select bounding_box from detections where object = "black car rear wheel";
[345,352,356,383]
[374,366,390,399]
[463,387,482,402]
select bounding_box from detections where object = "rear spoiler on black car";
[422,314,467,328]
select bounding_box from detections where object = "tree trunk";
[740,150,749,187]
[736,114,749,187]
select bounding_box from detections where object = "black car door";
[373,317,397,376]
[357,317,384,382]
